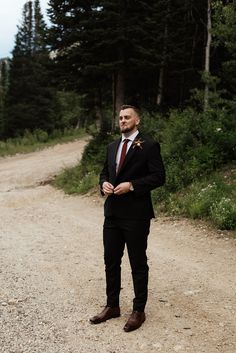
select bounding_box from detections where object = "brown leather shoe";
[90,306,120,324]
[123,311,146,332]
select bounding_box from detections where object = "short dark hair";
[120,104,141,116]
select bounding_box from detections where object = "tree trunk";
[157,66,164,106]
[112,68,125,130]
[112,72,116,130]
[157,13,169,106]
[75,119,80,129]
[95,104,103,131]
[191,24,198,67]
[94,89,104,131]
[204,0,212,111]
[115,68,125,116]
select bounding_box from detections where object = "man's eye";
[119,115,131,121]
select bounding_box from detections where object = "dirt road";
[0,139,235,353]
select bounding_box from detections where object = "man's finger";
[114,187,122,194]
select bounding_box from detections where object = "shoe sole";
[123,317,145,332]
[90,313,120,324]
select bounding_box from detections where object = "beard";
[120,127,131,133]
[120,124,136,134]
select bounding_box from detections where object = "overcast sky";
[0,0,50,58]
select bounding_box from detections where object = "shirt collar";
[121,130,139,142]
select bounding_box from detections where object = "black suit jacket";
[99,133,165,219]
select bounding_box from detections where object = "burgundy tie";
[117,139,129,173]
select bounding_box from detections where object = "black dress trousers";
[103,217,150,312]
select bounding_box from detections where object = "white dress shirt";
[116,130,139,172]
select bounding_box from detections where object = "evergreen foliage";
[0,60,9,137]
[213,0,236,98]
[47,0,211,113]
[4,0,60,137]
[1,0,235,136]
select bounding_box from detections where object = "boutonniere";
[132,138,145,149]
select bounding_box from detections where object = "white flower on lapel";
[132,138,145,150]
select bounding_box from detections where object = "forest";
[0,0,235,230]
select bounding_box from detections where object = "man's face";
[119,108,140,135]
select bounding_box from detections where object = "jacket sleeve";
[99,147,109,195]
[131,142,165,196]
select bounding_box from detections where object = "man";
[90,105,165,332]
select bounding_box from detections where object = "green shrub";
[76,171,98,194]
[34,129,49,143]
[81,131,118,172]
[50,129,63,139]
[187,182,223,218]
[54,165,83,194]
[160,172,236,230]
[158,106,236,193]
[17,130,35,146]
[210,197,236,230]
[139,111,165,143]
[54,165,98,194]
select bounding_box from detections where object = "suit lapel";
[109,138,120,179]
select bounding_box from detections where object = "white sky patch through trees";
[0,0,49,58]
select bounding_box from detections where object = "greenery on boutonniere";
[132,138,145,149]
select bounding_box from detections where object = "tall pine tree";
[5,0,59,137]
[213,0,236,99]
[0,59,9,138]
[48,0,110,129]
[48,1,166,127]
[48,0,227,126]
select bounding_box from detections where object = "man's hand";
[114,182,131,195]
[102,181,114,196]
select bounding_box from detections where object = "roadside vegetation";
[161,170,236,231]
[0,128,86,157]
[54,132,114,195]
[54,103,236,232]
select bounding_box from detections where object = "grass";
[0,128,87,157]
[53,164,98,195]
[156,165,236,231]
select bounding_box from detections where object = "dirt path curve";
[0,139,235,353]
